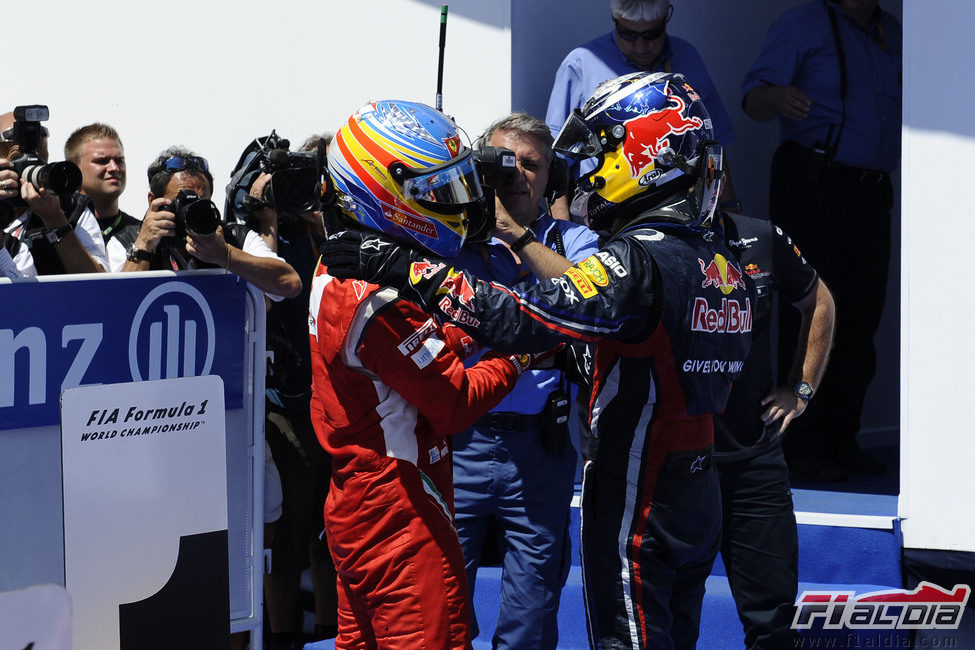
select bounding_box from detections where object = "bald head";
[0,113,13,159]
[0,109,49,161]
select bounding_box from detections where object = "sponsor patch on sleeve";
[564,267,598,299]
[578,256,610,286]
[410,335,445,369]
[397,319,438,356]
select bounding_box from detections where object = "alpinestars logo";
[793,582,970,631]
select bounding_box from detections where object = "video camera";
[473,145,517,190]
[226,130,325,225]
[3,105,81,197]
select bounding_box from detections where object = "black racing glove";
[320,229,454,314]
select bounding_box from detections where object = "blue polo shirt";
[546,32,736,146]
[742,0,901,171]
[452,212,600,415]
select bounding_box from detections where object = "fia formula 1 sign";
[62,375,229,650]
[0,275,246,429]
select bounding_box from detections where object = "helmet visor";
[553,110,605,160]
[401,153,484,214]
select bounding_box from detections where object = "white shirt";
[183,229,288,302]
[1,208,109,276]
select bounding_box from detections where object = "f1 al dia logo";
[793,582,970,631]
[128,282,216,381]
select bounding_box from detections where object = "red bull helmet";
[328,100,486,258]
[554,72,723,231]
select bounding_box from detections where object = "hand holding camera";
[185,224,229,268]
[136,197,177,254]
[0,160,18,200]
[226,131,325,228]
[21,179,66,227]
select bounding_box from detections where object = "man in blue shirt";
[546,0,738,215]
[742,0,901,482]
[451,112,599,649]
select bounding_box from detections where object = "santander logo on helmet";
[621,95,703,180]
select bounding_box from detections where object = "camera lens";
[21,161,82,195]
[183,200,221,237]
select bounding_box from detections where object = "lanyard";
[101,212,124,238]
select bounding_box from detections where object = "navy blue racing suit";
[411,218,755,649]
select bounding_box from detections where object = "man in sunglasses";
[545,0,739,219]
[0,110,109,277]
[123,146,301,302]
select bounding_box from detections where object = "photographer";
[0,108,108,277]
[228,132,337,646]
[122,146,301,302]
[450,112,599,648]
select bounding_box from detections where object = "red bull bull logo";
[620,95,703,179]
[699,254,746,296]
[409,261,447,285]
[436,269,476,309]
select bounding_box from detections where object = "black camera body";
[226,130,325,225]
[473,145,517,190]
[4,105,82,196]
[167,189,221,239]
[264,147,321,217]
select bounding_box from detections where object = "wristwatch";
[794,380,815,401]
[44,223,73,244]
[126,243,153,262]
[509,229,537,253]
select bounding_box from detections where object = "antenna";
[436,4,448,112]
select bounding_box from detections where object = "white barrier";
[0,270,266,649]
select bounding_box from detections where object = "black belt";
[478,411,545,433]
[781,140,889,186]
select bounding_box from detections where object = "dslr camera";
[3,105,82,196]
[226,130,325,225]
[168,189,221,238]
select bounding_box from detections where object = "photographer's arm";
[493,205,571,280]
[122,198,175,271]
[23,182,105,274]
[187,227,301,299]
[249,173,280,253]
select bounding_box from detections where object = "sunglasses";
[614,5,673,42]
[162,155,209,172]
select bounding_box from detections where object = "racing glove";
[481,344,566,375]
[320,229,457,313]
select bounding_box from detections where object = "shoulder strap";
[823,0,847,158]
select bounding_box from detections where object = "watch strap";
[794,380,814,401]
[127,243,153,262]
[44,223,73,244]
[510,229,537,253]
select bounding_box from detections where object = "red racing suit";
[307,263,523,649]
